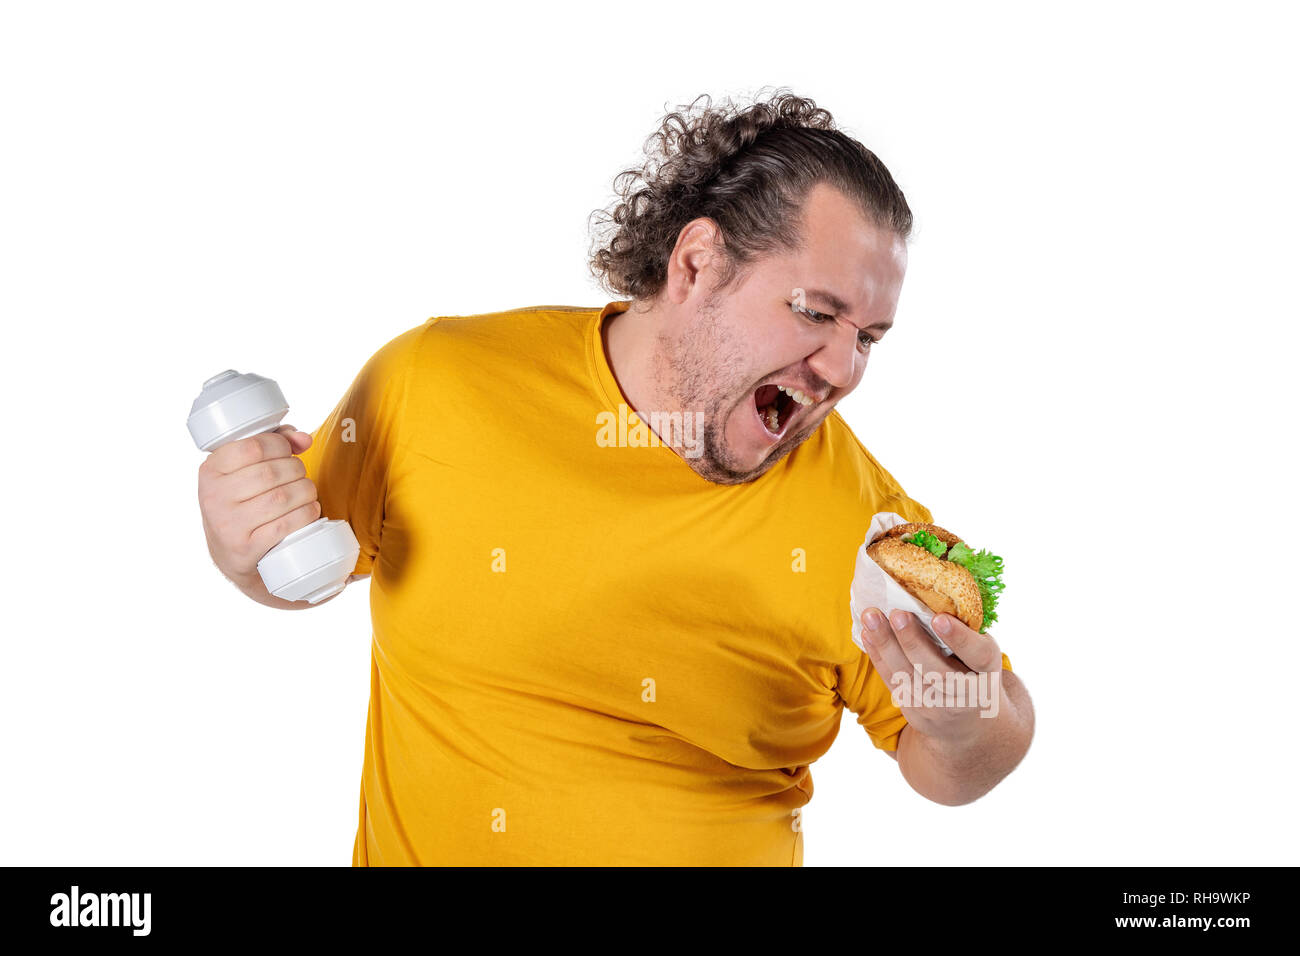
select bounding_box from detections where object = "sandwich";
[866,522,1005,633]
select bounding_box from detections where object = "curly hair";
[587,87,913,304]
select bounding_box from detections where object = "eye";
[790,301,832,324]
[790,301,878,353]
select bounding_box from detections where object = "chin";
[717,409,821,482]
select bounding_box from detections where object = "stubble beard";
[651,303,823,486]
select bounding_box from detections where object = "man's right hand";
[197,425,322,587]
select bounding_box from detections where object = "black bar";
[4,866,1290,941]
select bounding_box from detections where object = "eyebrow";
[802,287,893,331]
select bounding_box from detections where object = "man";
[197,90,1033,865]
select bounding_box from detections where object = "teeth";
[763,405,779,432]
[777,385,815,406]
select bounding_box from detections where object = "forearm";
[895,669,1034,806]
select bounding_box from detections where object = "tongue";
[754,384,781,434]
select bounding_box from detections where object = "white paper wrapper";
[849,511,956,657]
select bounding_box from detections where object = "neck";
[602,299,689,456]
[603,300,662,417]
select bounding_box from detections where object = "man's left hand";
[859,607,1004,746]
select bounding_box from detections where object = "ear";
[665,218,725,304]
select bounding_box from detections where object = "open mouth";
[753,383,802,439]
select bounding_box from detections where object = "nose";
[806,322,862,391]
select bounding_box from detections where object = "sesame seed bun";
[866,522,984,632]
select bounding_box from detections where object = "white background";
[2,1,1295,866]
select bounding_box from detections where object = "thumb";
[274,424,313,453]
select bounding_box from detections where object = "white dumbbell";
[188,370,360,603]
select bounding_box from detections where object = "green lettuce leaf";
[903,530,948,557]
[946,542,1005,632]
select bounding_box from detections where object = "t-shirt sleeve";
[296,322,428,579]
[832,463,1014,753]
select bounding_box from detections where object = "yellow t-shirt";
[298,301,1012,866]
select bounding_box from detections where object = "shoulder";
[385,304,595,372]
[807,410,934,525]
[413,305,594,361]
[425,304,596,336]
[395,306,604,420]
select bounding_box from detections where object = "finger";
[224,455,309,504]
[886,609,953,673]
[932,614,1003,673]
[243,475,319,529]
[247,497,322,557]
[203,430,297,476]
[860,607,917,690]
